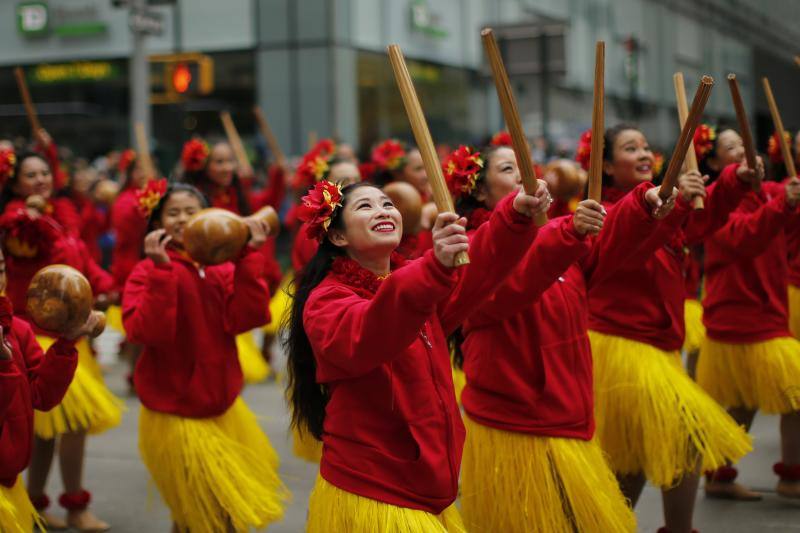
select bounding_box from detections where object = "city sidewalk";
[39,355,800,532]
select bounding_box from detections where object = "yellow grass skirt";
[139,397,287,533]
[683,299,706,354]
[105,304,125,334]
[33,336,123,439]
[0,476,42,533]
[306,475,465,533]
[236,331,271,384]
[589,331,752,487]
[264,273,293,338]
[789,284,800,339]
[291,424,322,463]
[452,366,466,405]
[460,417,635,533]
[697,336,800,414]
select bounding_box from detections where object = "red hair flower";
[490,131,512,147]
[118,148,136,175]
[575,130,592,171]
[181,139,210,172]
[693,124,716,161]
[443,145,484,198]
[371,139,407,171]
[135,178,167,218]
[297,180,343,240]
[767,131,792,164]
[0,149,16,186]
[311,138,336,158]
[653,152,665,176]
[295,152,331,189]
[358,161,378,182]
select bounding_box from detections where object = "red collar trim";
[331,253,406,296]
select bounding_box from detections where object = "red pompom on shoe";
[774,462,800,481]
[705,465,738,483]
[59,489,91,511]
[30,494,51,511]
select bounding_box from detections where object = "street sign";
[128,8,163,35]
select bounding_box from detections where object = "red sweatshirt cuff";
[420,249,459,286]
[50,337,78,357]
[497,192,537,232]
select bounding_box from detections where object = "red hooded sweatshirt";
[703,181,800,343]
[122,247,271,418]
[461,183,660,438]
[111,187,149,288]
[0,296,77,487]
[304,193,538,514]
[587,163,749,351]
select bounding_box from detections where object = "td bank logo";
[17,2,49,36]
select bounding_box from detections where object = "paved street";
[35,333,800,532]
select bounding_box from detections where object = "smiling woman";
[285,178,550,531]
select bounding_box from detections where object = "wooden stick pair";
[253,106,287,167]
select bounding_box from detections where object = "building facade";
[0,0,798,163]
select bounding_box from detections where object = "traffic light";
[172,62,192,93]
[149,52,214,104]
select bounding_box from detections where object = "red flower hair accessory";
[135,178,167,218]
[181,139,210,172]
[295,152,331,189]
[575,130,592,171]
[118,149,136,175]
[0,149,16,186]
[311,138,336,158]
[490,131,512,147]
[767,131,792,164]
[371,139,407,171]
[653,152,665,176]
[693,124,716,161]
[358,161,378,182]
[442,145,484,198]
[297,180,343,240]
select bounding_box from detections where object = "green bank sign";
[17,1,108,38]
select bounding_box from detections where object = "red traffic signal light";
[172,62,192,94]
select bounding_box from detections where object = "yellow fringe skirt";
[697,336,800,414]
[0,476,42,533]
[264,273,293,338]
[460,416,635,533]
[683,299,706,354]
[138,397,287,533]
[105,304,125,334]
[589,331,752,487]
[789,285,800,339]
[33,336,123,439]
[236,331,271,384]
[306,475,465,533]
[451,366,466,405]
[291,424,322,463]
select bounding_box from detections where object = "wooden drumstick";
[673,72,704,209]
[481,28,548,226]
[253,106,287,167]
[387,44,469,266]
[587,41,605,203]
[659,76,714,201]
[727,74,760,192]
[220,111,255,179]
[762,77,797,178]
[14,67,42,135]
[134,122,156,180]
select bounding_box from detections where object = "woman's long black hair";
[448,144,506,369]
[182,140,252,216]
[0,151,50,213]
[284,181,375,440]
